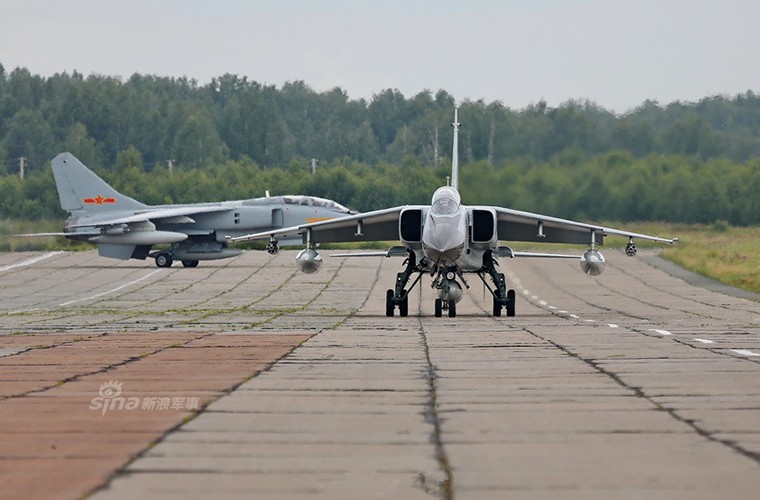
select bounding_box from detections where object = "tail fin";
[450,107,460,191]
[51,153,147,214]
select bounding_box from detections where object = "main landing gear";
[385,252,422,317]
[153,252,199,268]
[154,252,173,268]
[478,250,516,317]
[385,250,516,318]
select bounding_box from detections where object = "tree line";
[1,63,759,225]
[1,150,758,226]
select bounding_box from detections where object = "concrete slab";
[2,249,760,499]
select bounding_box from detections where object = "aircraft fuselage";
[419,186,489,273]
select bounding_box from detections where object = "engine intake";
[471,209,496,243]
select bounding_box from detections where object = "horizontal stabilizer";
[14,232,71,237]
[70,205,231,229]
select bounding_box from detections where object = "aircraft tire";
[493,296,502,317]
[506,289,516,317]
[155,253,173,268]
[399,295,409,317]
[434,298,442,318]
[385,289,395,317]
[448,299,456,318]
[182,260,199,268]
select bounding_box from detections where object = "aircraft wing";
[227,202,676,248]
[490,207,677,246]
[227,206,416,244]
[70,205,232,229]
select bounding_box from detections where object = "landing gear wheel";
[155,253,173,268]
[448,299,457,318]
[182,260,199,268]
[434,298,442,318]
[385,290,396,317]
[385,289,395,317]
[399,295,409,317]
[493,291,502,317]
[506,289,516,317]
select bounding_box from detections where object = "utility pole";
[19,157,26,180]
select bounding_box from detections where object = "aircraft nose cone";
[423,219,466,265]
[422,209,467,265]
[424,245,463,265]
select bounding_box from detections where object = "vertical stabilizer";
[51,153,147,214]
[450,107,460,192]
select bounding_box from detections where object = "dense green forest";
[1,63,759,224]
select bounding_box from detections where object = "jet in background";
[24,153,352,267]
[228,109,677,318]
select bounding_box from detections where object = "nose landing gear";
[434,298,457,318]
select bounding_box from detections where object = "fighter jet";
[23,153,352,267]
[227,109,677,317]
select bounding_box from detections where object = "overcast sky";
[1,0,758,113]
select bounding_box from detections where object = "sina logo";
[83,195,116,205]
[89,379,139,415]
[98,380,122,399]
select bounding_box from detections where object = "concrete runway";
[1,249,759,499]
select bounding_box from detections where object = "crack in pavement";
[417,317,453,499]
[522,326,760,467]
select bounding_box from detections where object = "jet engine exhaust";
[580,250,606,276]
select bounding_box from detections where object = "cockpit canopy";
[430,186,461,216]
[244,195,352,213]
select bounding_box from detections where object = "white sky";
[1,0,758,113]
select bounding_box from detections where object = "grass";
[658,224,760,295]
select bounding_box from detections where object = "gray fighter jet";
[227,109,677,317]
[26,153,352,267]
